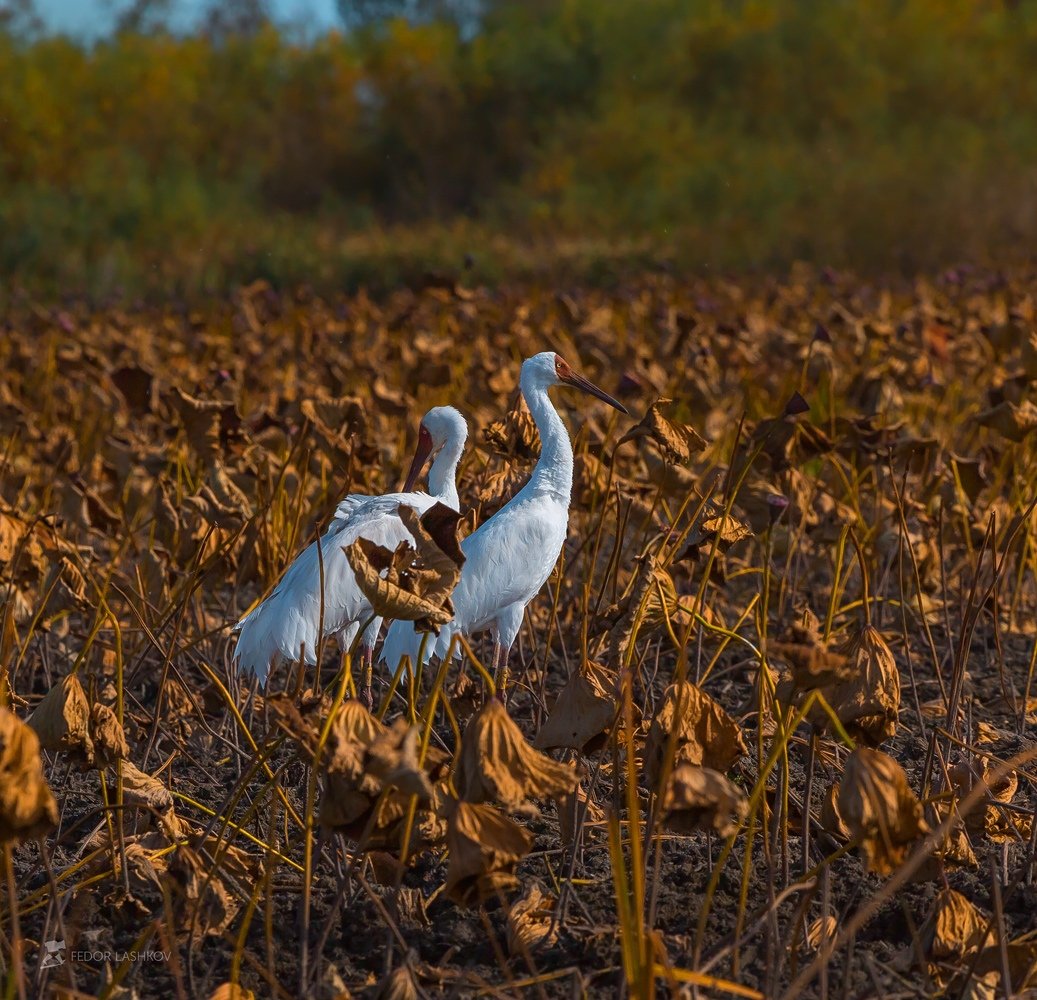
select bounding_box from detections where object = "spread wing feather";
[234,492,437,681]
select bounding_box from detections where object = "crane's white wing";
[331,492,371,524]
[233,491,437,681]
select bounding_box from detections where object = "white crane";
[380,352,627,700]
[233,405,467,703]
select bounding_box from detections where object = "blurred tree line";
[1,0,1036,297]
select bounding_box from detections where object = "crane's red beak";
[556,359,628,414]
[403,425,434,492]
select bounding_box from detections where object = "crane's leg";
[362,645,374,711]
[492,640,507,705]
[358,617,382,711]
[493,605,524,705]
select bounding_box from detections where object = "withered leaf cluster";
[346,502,465,631]
[4,274,1037,995]
[618,397,707,465]
[644,680,746,787]
[780,622,900,746]
[660,763,748,837]
[320,701,444,845]
[443,797,534,907]
[28,672,129,769]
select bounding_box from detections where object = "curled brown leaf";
[535,660,617,752]
[807,623,900,745]
[345,502,464,631]
[0,707,59,843]
[456,699,578,808]
[660,763,748,837]
[644,680,747,787]
[839,747,928,875]
[443,797,534,907]
[619,397,707,464]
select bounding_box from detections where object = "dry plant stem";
[298,616,346,995]
[355,870,432,1000]
[823,526,850,642]
[196,736,290,847]
[200,661,305,829]
[100,922,160,1000]
[157,883,189,1000]
[97,763,131,898]
[458,633,496,697]
[699,877,816,977]
[376,649,412,720]
[623,664,652,998]
[114,584,274,771]
[659,474,721,574]
[894,510,927,730]
[258,419,313,577]
[948,496,1037,743]
[946,512,995,739]
[35,842,76,996]
[1019,633,1037,737]
[989,856,1013,999]
[536,561,567,722]
[700,593,759,684]
[553,749,609,932]
[230,813,274,991]
[264,780,281,992]
[142,522,218,766]
[3,845,25,1000]
[588,445,622,619]
[10,509,71,681]
[801,728,817,877]
[847,528,871,626]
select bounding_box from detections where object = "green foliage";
[3,0,1037,297]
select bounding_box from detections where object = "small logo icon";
[41,939,66,969]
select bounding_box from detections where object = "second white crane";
[233,405,467,703]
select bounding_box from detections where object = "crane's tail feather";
[232,596,319,683]
[379,619,461,673]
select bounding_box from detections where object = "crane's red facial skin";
[403,424,434,492]
[554,354,629,415]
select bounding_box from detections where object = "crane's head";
[521,351,628,414]
[403,405,467,492]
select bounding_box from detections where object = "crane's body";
[380,352,626,697]
[233,406,467,697]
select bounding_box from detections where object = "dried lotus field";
[4,271,1037,1000]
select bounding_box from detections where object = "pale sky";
[34,0,343,38]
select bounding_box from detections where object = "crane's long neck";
[428,432,464,511]
[522,379,573,506]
